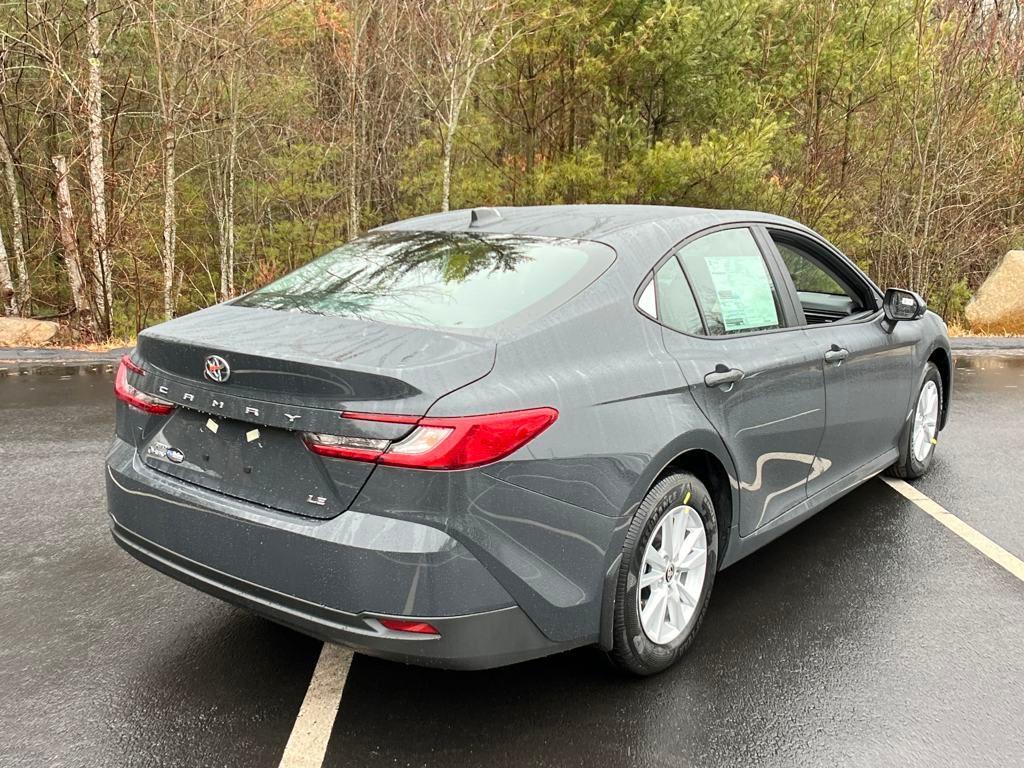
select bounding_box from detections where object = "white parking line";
[278,643,353,768]
[881,477,1024,583]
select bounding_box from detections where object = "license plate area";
[142,408,370,517]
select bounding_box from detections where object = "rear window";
[234,231,615,331]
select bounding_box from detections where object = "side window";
[653,256,703,335]
[777,242,846,295]
[771,235,867,324]
[676,228,783,335]
[637,279,657,317]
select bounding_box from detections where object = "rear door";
[764,228,915,494]
[652,225,827,535]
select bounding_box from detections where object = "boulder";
[0,317,61,345]
[966,250,1024,333]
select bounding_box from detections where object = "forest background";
[1,0,1021,340]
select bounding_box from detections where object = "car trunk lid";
[134,304,494,518]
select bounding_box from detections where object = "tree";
[202,0,285,300]
[315,0,414,239]
[0,0,1020,336]
[149,0,212,319]
[52,154,96,335]
[408,0,521,212]
[85,0,112,336]
[204,0,242,300]
[0,219,15,314]
[0,47,33,316]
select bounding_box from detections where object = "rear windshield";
[234,231,615,331]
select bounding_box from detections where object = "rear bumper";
[105,439,570,669]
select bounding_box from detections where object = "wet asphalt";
[1,355,1022,767]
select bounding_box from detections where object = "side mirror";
[882,287,926,332]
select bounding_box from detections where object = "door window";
[771,235,870,323]
[676,228,783,335]
[777,242,846,295]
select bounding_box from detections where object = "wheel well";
[658,450,733,565]
[928,348,952,429]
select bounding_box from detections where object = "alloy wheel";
[637,504,708,645]
[912,380,940,463]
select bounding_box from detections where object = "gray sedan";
[106,205,950,675]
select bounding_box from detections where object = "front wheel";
[887,362,943,480]
[609,471,718,676]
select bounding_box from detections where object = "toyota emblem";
[203,355,231,383]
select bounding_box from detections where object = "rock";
[0,317,61,345]
[966,250,1024,333]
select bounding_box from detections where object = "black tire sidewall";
[616,473,718,673]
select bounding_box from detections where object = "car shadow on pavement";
[322,481,931,768]
[95,608,322,768]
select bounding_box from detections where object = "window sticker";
[704,252,779,332]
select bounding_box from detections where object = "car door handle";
[824,345,850,365]
[704,364,745,389]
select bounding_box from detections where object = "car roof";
[376,205,812,266]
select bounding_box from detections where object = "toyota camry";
[106,205,951,675]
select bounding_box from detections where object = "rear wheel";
[609,471,718,676]
[888,362,943,480]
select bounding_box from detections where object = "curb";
[0,346,132,365]
[950,337,1024,352]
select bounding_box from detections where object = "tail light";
[300,434,389,462]
[304,407,558,470]
[114,355,174,415]
[382,409,558,469]
[377,618,440,635]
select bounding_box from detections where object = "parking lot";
[1,350,1022,768]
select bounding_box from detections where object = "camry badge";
[204,355,231,383]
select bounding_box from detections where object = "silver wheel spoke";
[652,588,669,638]
[678,547,705,570]
[660,514,675,560]
[641,585,667,627]
[666,514,683,561]
[666,587,685,629]
[646,547,668,571]
[674,583,692,608]
[677,527,699,562]
[639,568,663,589]
[681,581,701,607]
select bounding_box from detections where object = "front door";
[765,230,915,496]
[804,319,916,495]
[653,226,827,536]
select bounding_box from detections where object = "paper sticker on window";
[704,253,779,332]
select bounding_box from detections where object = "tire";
[609,471,719,676]
[887,362,943,480]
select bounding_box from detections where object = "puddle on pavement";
[951,354,1024,397]
[0,363,117,409]
[0,363,117,379]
